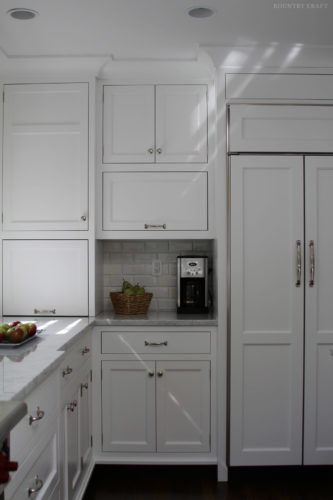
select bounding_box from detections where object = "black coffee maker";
[177,256,209,314]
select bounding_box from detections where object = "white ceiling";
[0,0,332,63]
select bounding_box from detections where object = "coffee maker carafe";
[177,256,209,314]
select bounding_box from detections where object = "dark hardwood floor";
[83,465,333,499]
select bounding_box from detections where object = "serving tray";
[0,329,43,348]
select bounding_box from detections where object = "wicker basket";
[110,292,153,315]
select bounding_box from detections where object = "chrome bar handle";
[309,240,315,287]
[296,240,301,287]
[34,308,56,314]
[144,341,168,346]
[144,224,167,230]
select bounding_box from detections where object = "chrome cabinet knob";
[28,476,43,496]
[147,148,154,154]
[156,148,162,154]
[157,371,163,377]
[81,215,87,221]
[62,366,73,377]
[81,346,90,355]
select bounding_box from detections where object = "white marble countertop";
[95,311,218,326]
[0,317,94,402]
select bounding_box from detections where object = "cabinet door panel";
[156,360,210,452]
[103,85,155,163]
[63,387,81,500]
[102,361,155,452]
[304,157,333,464]
[80,370,92,467]
[230,156,304,465]
[2,240,88,316]
[102,171,207,231]
[156,85,207,163]
[3,83,88,230]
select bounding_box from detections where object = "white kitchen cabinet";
[61,331,92,500]
[2,240,88,317]
[102,84,207,163]
[229,155,304,466]
[228,104,333,153]
[6,371,60,500]
[94,326,215,461]
[3,83,89,231]
[101,360,210,453]
[102,171,208,232]
[303,157,333,464]
[229,153,333,466]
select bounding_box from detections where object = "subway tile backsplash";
[103,240,213,312]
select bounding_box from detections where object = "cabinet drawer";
[60,332,91,390]
[6,431,59,500]
[10,372,58,466]
[101,330,211,354]
[102,171,208,231]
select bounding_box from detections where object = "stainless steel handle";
[145,341,168,346]
[148,371,155,377]
[144,224,166,230]
[34,308,56,314]
[81,346,90,355]
[157,371,163,377]
[296,240,302,287]
[156,148,162,154]
[28,476,43,496]
[148,148,154,154]
[81,215,87,221]
[62,366,73,377]
[29,407,45,425]
[80,383,88,396]
[309,240,315,287]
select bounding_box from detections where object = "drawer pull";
[144,224,167,230]
[81,346,90,355]
[29,407,45,425]
[34,308,56,314]
[28,475,43,496]
[80,383,88,396]
[62,366,73,377]
[144,341,168,347]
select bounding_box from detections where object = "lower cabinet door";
[102,171,208,231]
[156,361,210,453]
[79,370,92,467]
[2,240,88,316]
[101,360,156,452]
[63,387,81,500]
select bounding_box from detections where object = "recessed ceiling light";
[188,7,215,18]
[7,8,39,20]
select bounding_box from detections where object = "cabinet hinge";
[90,369,92,382]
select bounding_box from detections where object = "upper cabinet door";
[103,85,155,163]
[155,85,208,163]
[3,83,89,231]
[229,105,333,153]
[2,240,88,316]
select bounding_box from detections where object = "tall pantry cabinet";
[1,83,91,316]
[228,104,333,466]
